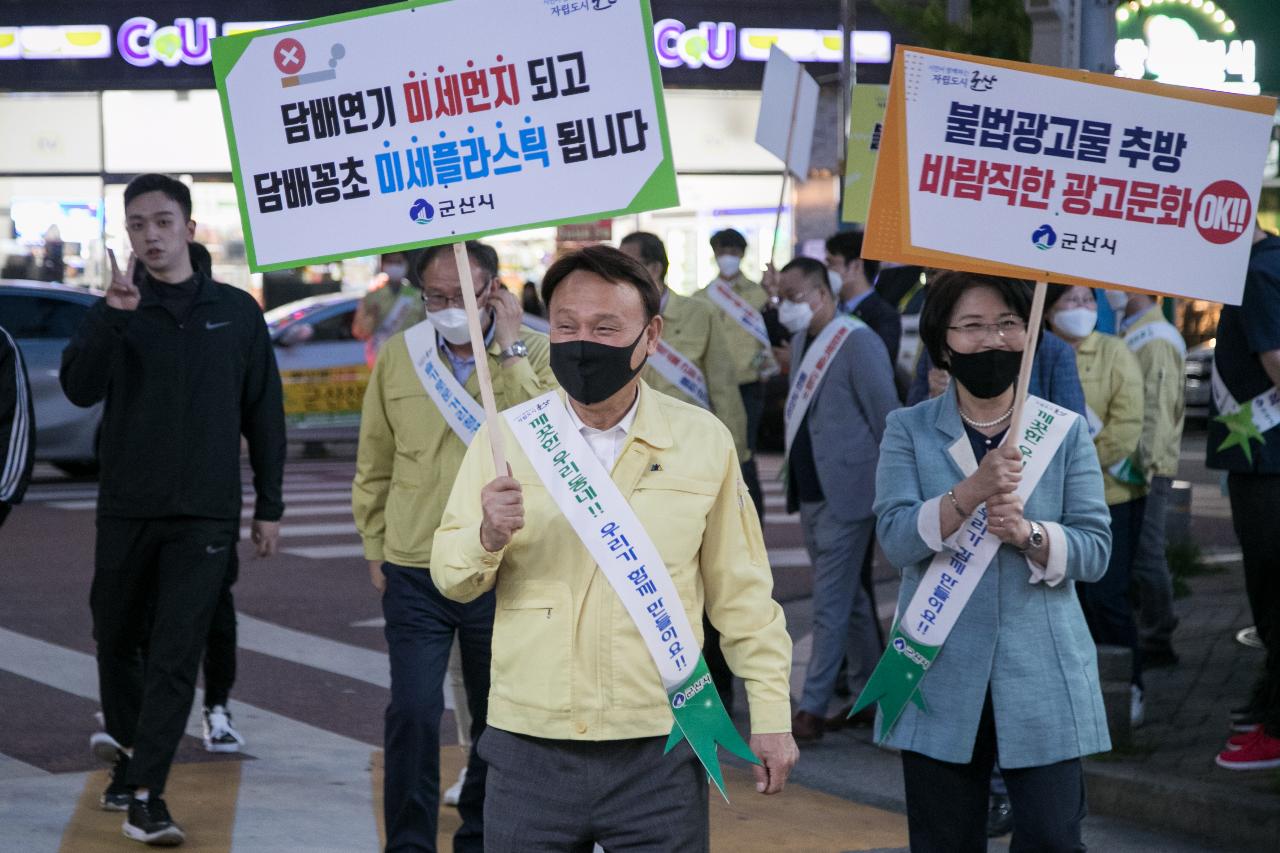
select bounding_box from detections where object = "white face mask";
[382,262,407,281]
[1105,289,1130,312]
[827,269,844,296]
[1051,307,1098,340]
[427,307,471,345]
[715,254,741,278]
[777,298,814,334]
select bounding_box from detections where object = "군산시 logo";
[409,199,435,224]
[1031,224,1057,250]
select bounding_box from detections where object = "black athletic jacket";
[0,325,35,509]
[61,267,285,522]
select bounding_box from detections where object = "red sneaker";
[1225,725,1263,751]
[1215,731,1280,770]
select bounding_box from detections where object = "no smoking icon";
[274,38,306,73]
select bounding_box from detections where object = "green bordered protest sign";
[212,0,677,272]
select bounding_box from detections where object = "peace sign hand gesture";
[105,249,140,311]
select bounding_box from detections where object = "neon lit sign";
[654,20,892,71]
[118,16,215,67]
[1114,0,1259,95]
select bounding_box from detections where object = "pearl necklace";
[959,403,1014,429]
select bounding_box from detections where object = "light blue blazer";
[873,385,1113,768]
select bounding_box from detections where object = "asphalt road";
[0,425,1236,852]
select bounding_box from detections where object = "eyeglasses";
[946,319,1028,340]
[423,287,488,311]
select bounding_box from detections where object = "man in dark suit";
[776,258,900,741]
[826,231,901,366]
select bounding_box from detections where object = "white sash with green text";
[403,322,485,445]
[783,315,865,458]
[650,340,711,409]
[1124,319,1186,357]
[705,280,771,347]
[504,392,755,798]
[852,396,1077,738]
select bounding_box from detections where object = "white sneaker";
[90,731,125,765]
[1130,684,1145,729]
[202,705,245,753]
[443,767,466,807]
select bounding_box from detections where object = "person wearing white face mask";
[776,257,900,742]
[1044,284,1149,727]
[353,251,425,368]
[353,241,555,852]
[694,228,775,521]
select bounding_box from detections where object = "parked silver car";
[266,293,369,442]
[266,291,550,442]
[0,280,103,474]
[1184,340,1214,415]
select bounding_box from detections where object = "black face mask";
[946,348,1022,399]
[550,329,648,405]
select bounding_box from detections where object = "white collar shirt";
[563,389,640,471]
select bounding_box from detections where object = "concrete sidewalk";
[1080,552,1280,853]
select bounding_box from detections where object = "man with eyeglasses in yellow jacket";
[353,240,555,852]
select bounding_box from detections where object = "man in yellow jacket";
[353,240,555,852]
[695,228,776,518]
[432,245,796,852]
[1112,290,1186,667]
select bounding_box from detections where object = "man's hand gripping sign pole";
[215,0,758,801]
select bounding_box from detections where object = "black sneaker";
[986,794,1013,838]
[100,752,132,812]
[123,796,185,847]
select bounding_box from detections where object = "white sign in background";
[220,0,666,269]
[754,45,819,179]
[902,50,1272,303]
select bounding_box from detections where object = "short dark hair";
[619,231,668,281]
[780,256,831,296]
[541,244,661,321]
[1042,284,1073,317]
[825,230,880,282]
[710,228,747,253]
[124,173,192,220]
[415,240,499,284]
[919,271,1032,369]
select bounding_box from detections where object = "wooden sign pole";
[454,241,507,475]
[1008,280,1048,433]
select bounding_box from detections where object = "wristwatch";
[498,340,528,360]
[1020,520,1046,552]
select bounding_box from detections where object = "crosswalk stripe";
[0,627,380,851]
[46,492,356,513]
[283,544,366,560]
[0,752,48,781]
[238,522,357,539]
[237,615,389,690]
[762,513,798,526]
[242,503,351,519]
[767,547,810,569]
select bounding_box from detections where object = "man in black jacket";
[825,230,902,366]
[61,174,285,846]
[0,323,35,528]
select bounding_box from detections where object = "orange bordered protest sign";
[863,45,1276,304]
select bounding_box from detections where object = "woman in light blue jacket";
[873,272,1112,852]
